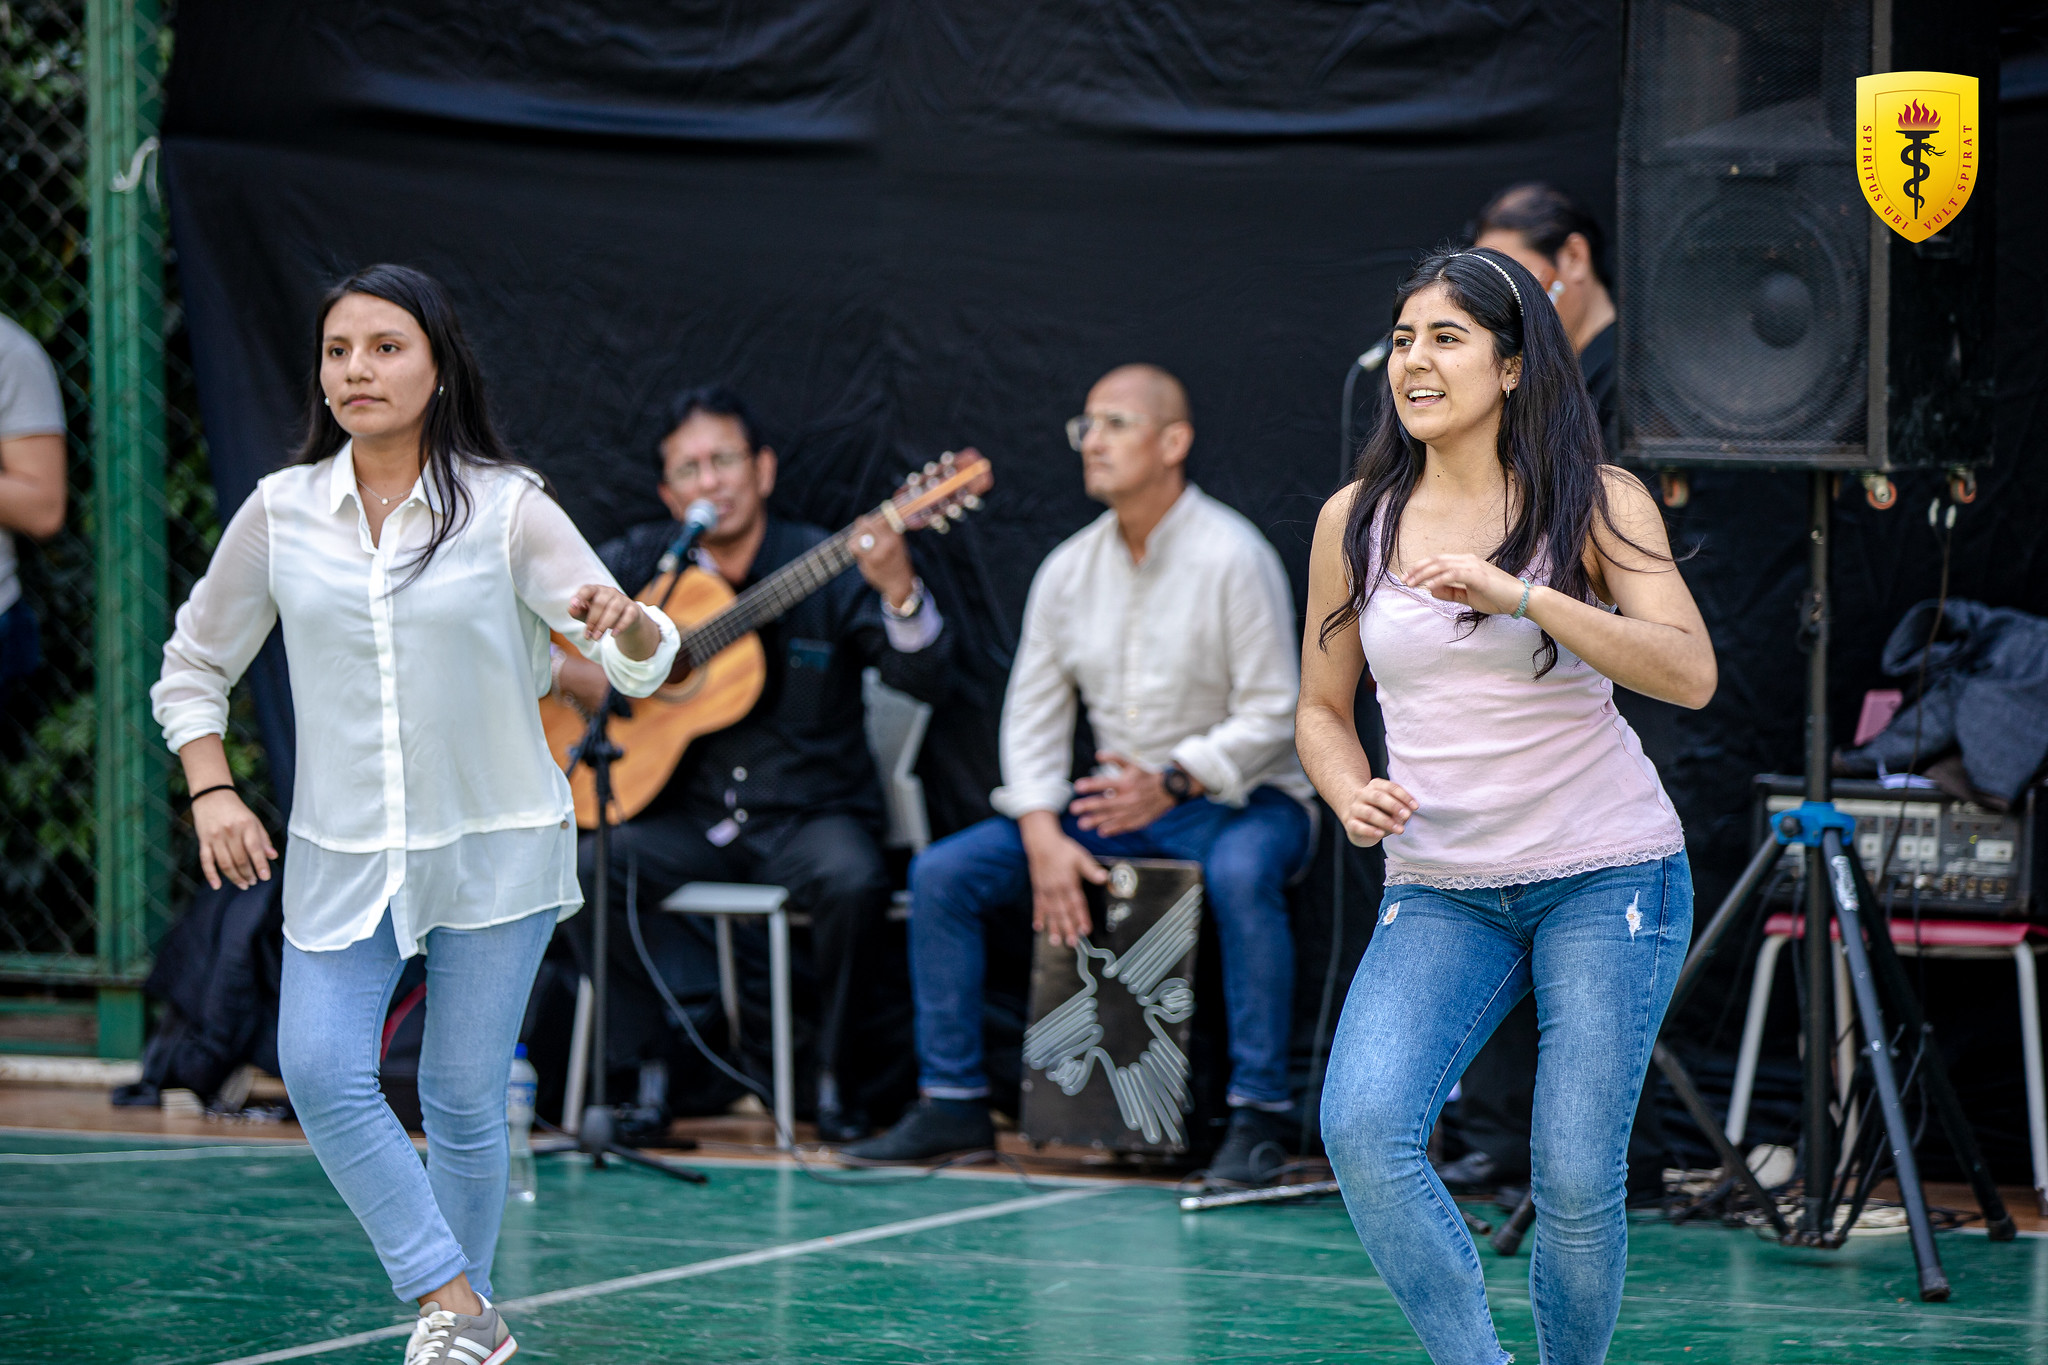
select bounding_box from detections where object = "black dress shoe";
[838,1099,993,1162]
[816,1105,871,1143]
[1205,1107,1295,1185]
[611,1103,673,1147]
[1432,1150,1501,1194]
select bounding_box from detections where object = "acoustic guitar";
[541,449,993,828]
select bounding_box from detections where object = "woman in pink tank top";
[1298,246,1716,1365]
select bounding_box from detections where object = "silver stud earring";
[437,385,444,395]
[323,398,330,407]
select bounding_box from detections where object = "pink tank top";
[1358,504,1683,890]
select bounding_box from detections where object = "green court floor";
[2,1129,2042,1364]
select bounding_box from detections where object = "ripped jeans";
[1322,854,1691,1365]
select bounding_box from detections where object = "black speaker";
[1617,1,1997,471]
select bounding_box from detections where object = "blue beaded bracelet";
[1510,578,1533,620]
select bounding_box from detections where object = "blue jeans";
[1322,855,1692,1365]
[909,786,1312,1108]
[277,908,554,1302]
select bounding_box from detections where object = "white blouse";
[153,444,680,956]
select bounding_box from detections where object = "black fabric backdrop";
[160,2,2048,1171]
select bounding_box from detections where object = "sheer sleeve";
[152,486,277,752]
[507,478,679,697]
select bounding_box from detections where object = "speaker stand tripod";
[1648,471,2014,1299]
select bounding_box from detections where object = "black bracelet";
[188,783,238,808]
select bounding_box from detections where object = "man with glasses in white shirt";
[845,364,1314,1183]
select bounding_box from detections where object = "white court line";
[205,1184,1112,1365]
[0,1124,308,1145]
[0,1144,314,1165]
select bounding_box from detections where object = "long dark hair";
[1320,244,1641,677]
[293,263,530,589]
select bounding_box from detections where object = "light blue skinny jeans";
[1322,854,1691,1365]
[277,908,554,1302]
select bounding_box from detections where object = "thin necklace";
[357,474,413,507]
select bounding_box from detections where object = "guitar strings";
[672,462,977,663]
[678,527,859,663]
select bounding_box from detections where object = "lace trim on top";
[1385,831,1685,892]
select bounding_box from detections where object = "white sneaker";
[403,1297,517,1365]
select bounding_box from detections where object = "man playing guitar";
[553,386,952,1143]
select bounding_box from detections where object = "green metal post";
[88,0,168,1056]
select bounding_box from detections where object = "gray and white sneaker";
[403,1297,516,1365]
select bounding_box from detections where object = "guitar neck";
[677,525,860,663]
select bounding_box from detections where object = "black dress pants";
[559,806,891,1108]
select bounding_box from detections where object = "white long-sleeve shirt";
[991,483,1312,819]
[153,443,679,955]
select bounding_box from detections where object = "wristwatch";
[882,577,926,620]
[1161,763,1196,804]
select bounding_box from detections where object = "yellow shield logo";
[1857,72,1980,243]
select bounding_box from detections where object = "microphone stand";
[550,519,716,1184]
[1302,337,1391,1158]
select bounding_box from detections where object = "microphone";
[657,499,719,575]
[1356,334,1392,372]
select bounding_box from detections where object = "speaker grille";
[1619,0,1871,466]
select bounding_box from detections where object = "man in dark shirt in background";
[1443,185,1666,1204]
[555,387,953,1141]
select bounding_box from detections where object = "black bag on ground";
[111,861,285,1108]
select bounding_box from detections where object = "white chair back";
[863,667,932,852]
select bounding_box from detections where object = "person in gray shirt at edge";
[843,363,1317,1184]
[0,313,68,724]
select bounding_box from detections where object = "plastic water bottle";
[507,1044,538,1204]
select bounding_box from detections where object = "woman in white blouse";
[153,264,678,1365]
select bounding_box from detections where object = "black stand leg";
[1654,1040,1789,1236]
[1843,843,2017,1240]
[1821,828,1947,1299]
[1490,1192,1537,1256]
[541,687,708,1186]
[1667,837,1783,1020]
[1798,843,1838,1243]
[1638,832,1794,1237]
[1795,469,1839,1245]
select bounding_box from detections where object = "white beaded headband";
[1455,251,1523,313]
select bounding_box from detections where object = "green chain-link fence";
[2,0,275,1057]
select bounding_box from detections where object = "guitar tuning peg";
[941,451,956,466]
[931,518,951,534]
[946,503,965,520]
[962,494,982,511]
[923,461,940,476]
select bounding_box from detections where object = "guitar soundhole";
[659,664,708,703]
